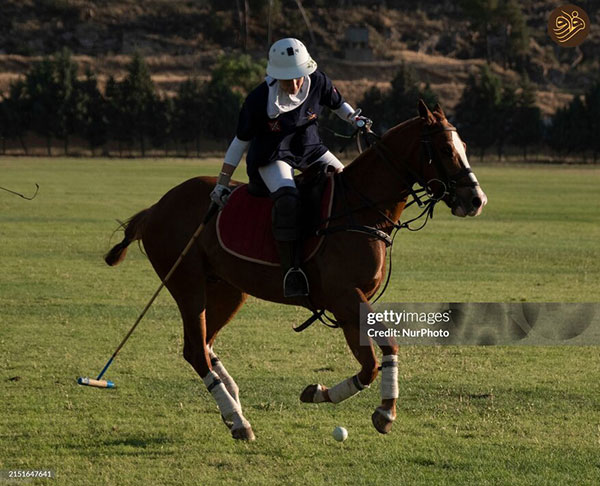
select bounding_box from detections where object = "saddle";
[216,168,335,266]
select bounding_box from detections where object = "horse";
[104,100,487,441]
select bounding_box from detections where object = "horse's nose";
[472,196,482,209]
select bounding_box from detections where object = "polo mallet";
[0,183,39,200]
[78,202,219,389]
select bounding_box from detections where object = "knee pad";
[271,187,302,241]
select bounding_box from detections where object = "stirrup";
[283,267,309,298]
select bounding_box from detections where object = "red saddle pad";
[216,176,335,266]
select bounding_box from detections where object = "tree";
[498,0,529,70]
[548,96,587,158]
[454,64,502,160]
[583,81,600,162]
[105,54,159,156]
[496,82,517,160]
[459,0,499,61]
[200,78,243,143]
[172,78,205,156]
[122,53,159,156]
[104,76,131,156]
[76,69,108,155]
[420,83,439,110]
[173,64,244,152]
[0,80,31,154]
[24,57,57,155]
[358,86,389,131]
[358,63,439,133]
[51,48,81,155]
[211,54,266,94]
[148,96,173,156]
[510,76,543,160]
[21,49,82,155]
[460,0,529,69]
[386,63,421,124]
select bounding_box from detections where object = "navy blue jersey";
[235,70,344,181]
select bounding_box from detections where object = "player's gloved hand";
[210,184,231,209]
[349,108,372,130]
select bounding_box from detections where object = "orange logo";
[548,4,590,47]
[267,120,281,132]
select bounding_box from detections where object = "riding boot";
[271,186,309,298]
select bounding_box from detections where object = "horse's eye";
[442,147,453,157]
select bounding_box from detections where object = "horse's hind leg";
[171,277,254,441]
[204,280,248,426]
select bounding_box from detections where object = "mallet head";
[77,377,115,388]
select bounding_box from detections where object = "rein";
[296,124,449,332]
[316,124,450,245]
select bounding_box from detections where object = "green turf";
[1,158,599,485]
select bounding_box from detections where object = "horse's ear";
[418,99,435,124]
[433,103,446,119]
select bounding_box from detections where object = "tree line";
[1,49,599,161]
[0,49,262,156]
[356,63,600,162]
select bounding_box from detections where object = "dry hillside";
[1,1,598,115]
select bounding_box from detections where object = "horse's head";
[416,100,487,217]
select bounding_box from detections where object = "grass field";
[1,157,599,486]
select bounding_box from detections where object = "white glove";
[210,183,231,209]
[350,109,373,129]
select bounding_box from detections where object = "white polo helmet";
[266,38,317,80]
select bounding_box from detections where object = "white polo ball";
[332,426,348,442]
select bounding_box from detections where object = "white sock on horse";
[380,354,399,400]
[327,375,368,403]
[202,370,249,430]
[209,352,240,405]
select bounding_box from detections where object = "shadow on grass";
[102,436,172,449]
[63,436,177,457]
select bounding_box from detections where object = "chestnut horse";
[104,101,487,440]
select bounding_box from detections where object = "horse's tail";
[104,207,152,266]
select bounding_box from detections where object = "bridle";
[299,121,479,332]
[373,123,479,211]
[318,121,480,246]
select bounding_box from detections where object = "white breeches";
[258,151,344,193]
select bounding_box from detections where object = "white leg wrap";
[210,354,240,405]
[327,375,368,404]
[380,355,399,400]
[202,371,240,421]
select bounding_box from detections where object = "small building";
[343,26,373,62]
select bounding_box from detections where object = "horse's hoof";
[300,384,320,403]
[371,408,395,434]
[221,414,234,430]
[231,425,255,441]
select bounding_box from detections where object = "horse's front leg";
[370,320,399,434]
[300,288,399,434]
